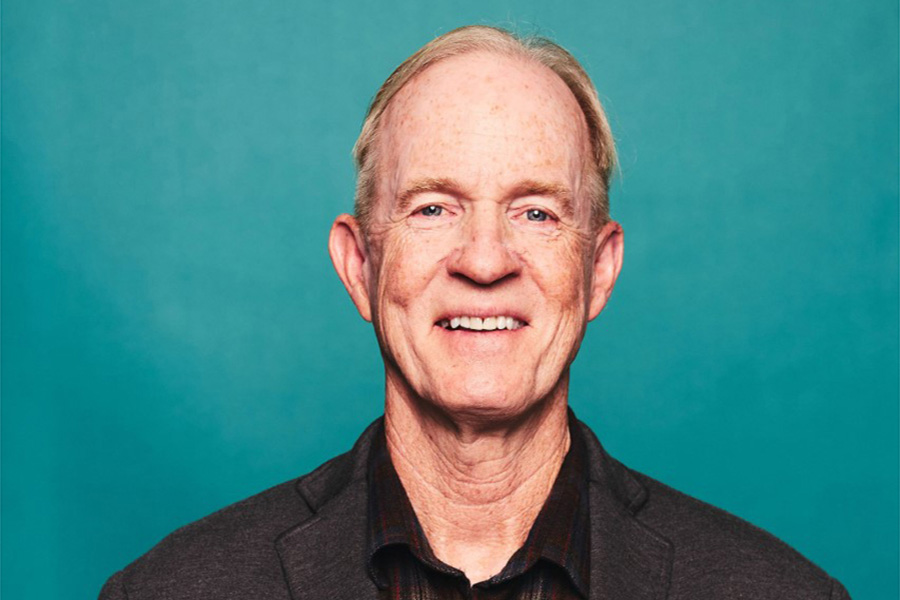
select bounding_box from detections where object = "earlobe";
[328,214,373,322]
[587,221,624,321]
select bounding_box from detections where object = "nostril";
[447,252,521,286]
[446,225,521,285]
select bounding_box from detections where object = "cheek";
[375,231,446,311]
[521,235,589,307]
[375,250,415,312]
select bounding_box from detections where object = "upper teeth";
[439,316,524,331]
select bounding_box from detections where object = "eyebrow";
[396,177,576,219]
[396,178,466,213]
[505,180,575,220]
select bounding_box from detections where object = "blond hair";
[352,25,616,229]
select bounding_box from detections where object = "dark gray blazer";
[100,418,850,599]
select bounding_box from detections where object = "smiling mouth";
[437,316,527,331]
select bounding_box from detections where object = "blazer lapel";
[275,417,671,600]
[275,421,382,600]
[579,421,673,600]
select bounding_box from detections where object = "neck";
[383,375,571,584]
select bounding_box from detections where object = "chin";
[428,379,542,425]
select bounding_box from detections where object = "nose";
[446,209,521,285]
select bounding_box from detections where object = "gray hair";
[352,25,616,230]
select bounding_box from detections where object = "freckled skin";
[359,52,613,425]
[329,50,623,581]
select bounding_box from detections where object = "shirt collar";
[365,410,591,597]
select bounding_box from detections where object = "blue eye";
[526,209,549,222]
[420,205,443,217]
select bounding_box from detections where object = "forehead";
[376,51,591,201]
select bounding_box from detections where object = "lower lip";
[433,324,528,345]
[435,325,528,354]
[435,323,527,333]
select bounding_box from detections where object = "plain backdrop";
[2,1,898,598]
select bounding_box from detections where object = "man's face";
[334,52,622,423]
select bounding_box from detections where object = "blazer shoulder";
[103,449,357,600]
[629,469,849,599]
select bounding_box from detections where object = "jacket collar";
[275,419,382,600]
[275,416,672,600]
[577,420,673,600]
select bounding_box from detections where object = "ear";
[328,214,373,322]
[587,220,624,321]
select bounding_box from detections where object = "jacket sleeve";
[830,578,851,600]
[98,571,129,600]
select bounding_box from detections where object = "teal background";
[2,0,897,598]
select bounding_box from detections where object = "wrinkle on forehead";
[374,51,593,214]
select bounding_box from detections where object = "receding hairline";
[381,49,592,136]
[352,25,616,231]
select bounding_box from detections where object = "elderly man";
[101,26,849,600]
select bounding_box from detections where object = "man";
[101,25,849,599]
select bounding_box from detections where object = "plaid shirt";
[366,416,591,599]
